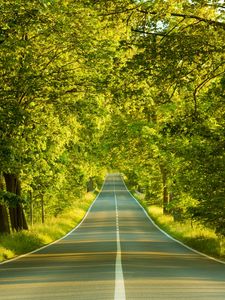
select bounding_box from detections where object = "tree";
[100,0,225,236]
[0,175,10,234]
[0,0,127,230]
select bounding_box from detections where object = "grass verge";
[0,192,95,263]
[134,193,225,262]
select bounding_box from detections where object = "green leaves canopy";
[1,0,225,236]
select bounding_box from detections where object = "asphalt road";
[0,174,225,299]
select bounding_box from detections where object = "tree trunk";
[3,173,28,231]
[159,165,169,214]
[87,177,94,192]
[29,191,33,226]
[0,205,10,234]
[41,195,45,224]
[9,207,17,231]
[0,175,10,234]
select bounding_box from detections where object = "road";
[0,174,225,299]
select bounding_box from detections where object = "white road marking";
[120,175,225,266]
[0,178,107,266]
[114,186,126,300]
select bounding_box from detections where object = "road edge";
[121,176,225,266]
[0,180,105,266]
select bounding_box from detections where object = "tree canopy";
[1,0,225,236]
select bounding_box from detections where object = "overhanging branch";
[137,10,225,29]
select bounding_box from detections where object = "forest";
[0,0,225,240]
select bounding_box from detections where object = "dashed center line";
[114,188,126,300]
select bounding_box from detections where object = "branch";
[168,82,178,101]
[206,4,225,10]
[171,12,225,28]
[159,18,185,43]
[137,10,225,29]
[65,83,93,94]
[179,20,203,32]
[101,5,225,29]
[131,29,166,36]
[193,64,225,116]
[100,4,142,17]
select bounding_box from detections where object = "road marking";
[0,178,107,266]
[114,191,126,300]
[120,175,225,266]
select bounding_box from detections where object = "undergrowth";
[0,192,95,263]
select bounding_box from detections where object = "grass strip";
[0,192,95,263]
[134,193,225,262]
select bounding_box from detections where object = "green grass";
[134,194,225,262]
[0,192,95,263]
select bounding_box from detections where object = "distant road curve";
[0,174,225,300]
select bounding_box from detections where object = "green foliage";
[0,190,24,207]
[0,231,43,256]
[147,205,224,260]
[167,194,198,221]
[100,0,225,237]
[0,247,15,261]
[0,192,95,262]
[0,0,111,229]
[1,0,225,239]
